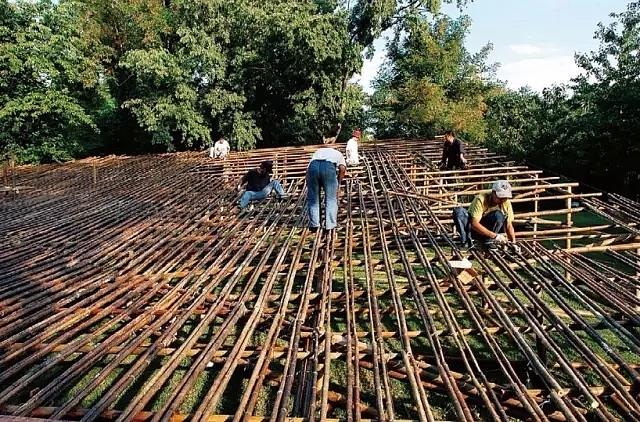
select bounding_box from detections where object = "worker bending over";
[306,148,346,231]
[211,137,230,160]
[439,130,467,170]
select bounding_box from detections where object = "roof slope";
[1,139,639,421]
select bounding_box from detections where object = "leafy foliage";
[1,0,474,163]
[0,0,103,163]
[369,14,496,141]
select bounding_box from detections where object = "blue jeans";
[306,160,338,230]
[240,181,286,209]
[452,207,505,247]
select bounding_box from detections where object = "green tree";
[0,0,105,163]
[570,1,640,196]
[335,0,473,139]
[484,87,542,159]
[369,14,496,141]
[236,0,357,147]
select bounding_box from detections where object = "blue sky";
[353,0,630,93]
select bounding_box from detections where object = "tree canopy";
[365,1,640,199]
[0,0,470,163]
[368,13,497,141]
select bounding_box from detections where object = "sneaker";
[455,239,474,251]
[484,242,498,251]
[459,242,475,252]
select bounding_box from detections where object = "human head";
[491,180,512,204]
[352,130,361,139]
[217,137,225,143]
[444,130,455,142]
[258,160,273,175]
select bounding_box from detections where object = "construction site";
[1,137,640,422]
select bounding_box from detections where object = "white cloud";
[500,55,582,92]
[509,44,560,55]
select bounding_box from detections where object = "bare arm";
[337,164,346,186]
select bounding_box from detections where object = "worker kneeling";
[237,161,289,213]
[452,180,520,253]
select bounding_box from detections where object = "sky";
[353,0,630,94]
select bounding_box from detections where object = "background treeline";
[1,0,405,160]
[2,0,639,199]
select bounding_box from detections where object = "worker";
[211,137,231,160]
[306,148,347,231]
[346,130,361,165]
[237,161,289,212]
[439,130,467,170]
[452,180,520,252]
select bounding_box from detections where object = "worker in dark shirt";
[237,160,289,212]
[439,130,468,170]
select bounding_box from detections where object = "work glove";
[509,242,522,254]
[236,184,243,192]
[493,233,507,244]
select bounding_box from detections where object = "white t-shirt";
[214,140,230,155]
[346,137,359,164]
[346,137,358,154]
[311,148,346,167]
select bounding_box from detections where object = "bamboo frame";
[1,138,640,422]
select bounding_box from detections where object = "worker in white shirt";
[211,137,231,160]
[345,130,361,165]
[306,148,347,231]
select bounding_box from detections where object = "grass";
[6,210,639,421]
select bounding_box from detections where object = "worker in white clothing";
[211,137,231,160]
[345,130,361,166]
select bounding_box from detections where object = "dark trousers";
[452,207,505,247]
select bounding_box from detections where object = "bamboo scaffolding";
[2,138,640,422]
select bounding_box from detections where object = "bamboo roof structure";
[1,138,640,422]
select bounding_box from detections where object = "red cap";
[352,130,361,138]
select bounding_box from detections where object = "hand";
[236,184,243,192]
[510,242,522,254]
[461,156,468,164]
[493,233,507,244]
